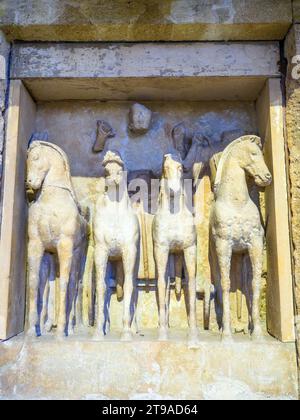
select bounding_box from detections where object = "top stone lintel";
[0,0,293,42]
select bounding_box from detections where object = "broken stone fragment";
[93,120,115,153]
[128,103,152,135]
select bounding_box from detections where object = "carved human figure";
[210,135,272,341]
[26,141,87,337]
[153,154,198,345]
[93,150,140,341]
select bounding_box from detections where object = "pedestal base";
[0,331,298,400]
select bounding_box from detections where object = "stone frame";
[0,42,295,342]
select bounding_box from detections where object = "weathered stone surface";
[293,0,300,22]
[256,79,295,343]
[0,31,9,218]
[0,0,292,42]
[0,81,36,340]
[11,42,280,79]
[10,42,281,102]
[285,24,300,370]
[0,333,297,400]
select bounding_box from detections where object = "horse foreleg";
[248,236,264,340]
[215,238,233,341]
[93,245,108,340]
[154,245,169,341]
[27,239,44,337]
[56,237,73,338]
[184,245,198,345]
[121,246,137,341]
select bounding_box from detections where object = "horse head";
[102,150,125,187]
[238,136,272,187]
[27,141,74,193]
[162,154,183,194]
[26,143,51,191]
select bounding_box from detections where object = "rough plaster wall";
[285,25,300,372]
[0,31,9,210]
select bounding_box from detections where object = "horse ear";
[251,136,262,148]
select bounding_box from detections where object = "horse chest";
[96,206,138,253]
[214,217,262,248]
[155,211,195,249]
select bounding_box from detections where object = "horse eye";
[32,154,39,161]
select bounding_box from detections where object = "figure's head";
[162,154,183,193]
[128,103,152,134]
[237,136,272,187]
[102,150,125,186]
[26,143,50,190]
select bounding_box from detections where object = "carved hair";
[102,150,124,168]
[214,135,262,194]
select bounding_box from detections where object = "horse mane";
[28,140,80,207]
[214,135,261,195]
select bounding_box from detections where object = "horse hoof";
[27,328,38,338]
[251,330,265,342]
[158,329,168,341]
[42,322,53,334]
[221,332,234,343]
[188,333,200,349]
[92,332,105,341]
[121,331,133,342]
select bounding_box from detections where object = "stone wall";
[0,31,9,211]
[285,23,300,374]
[0,0,292,42]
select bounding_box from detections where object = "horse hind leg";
[93,245,108,340]
[184,245,199,347]
[215,238,233,341]
[154,245,169,341]
[121,246,137,341]
[27,239,44,337]
[248,236,264,341]
[56,237,73,338]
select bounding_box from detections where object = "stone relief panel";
[27,100,271,340]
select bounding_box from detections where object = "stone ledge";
[0,332,298,400]
[11,42,280,79]
[0,0,293,41]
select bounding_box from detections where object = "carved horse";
[153,154,198,344]
[26,141,87,337]
[210,135,272,340]
[93,150,140,341]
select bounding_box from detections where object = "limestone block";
[284,24,300,362]
[0,334,297,400]
[0,0,292,41]
[256,79,295,343]
[294,0,300,22]
[10,42,281,102]
[0,81,36,340]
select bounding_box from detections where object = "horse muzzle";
[255,173,272,187]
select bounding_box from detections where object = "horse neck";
[105,179,130,209]
[43,160,74,193]
[216,155,250,207]
[159,178,185,213]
